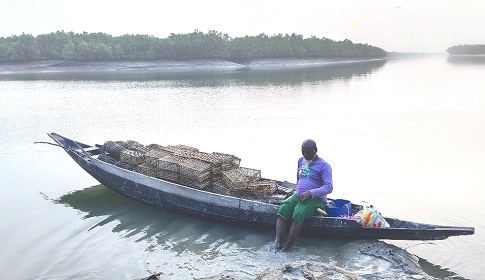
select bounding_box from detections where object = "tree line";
[447,44,485,55]
[0,30,387,63]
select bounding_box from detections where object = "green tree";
[0,39,11,61]
[61,40,77,60]
[36,31,71,60]
[112,44,125,59]
[10,33,41,61]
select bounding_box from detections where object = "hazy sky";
[2,0,484,53]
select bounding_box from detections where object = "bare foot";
[270,240,281,253]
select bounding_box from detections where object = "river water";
[1,56,484,279]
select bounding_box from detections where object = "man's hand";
[299,191,312,202]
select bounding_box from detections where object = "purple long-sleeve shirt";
[296,156,333,201]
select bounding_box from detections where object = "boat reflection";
[55,184,466,280]
[54,184,245,242]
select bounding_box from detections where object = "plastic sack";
[359,201,390,228]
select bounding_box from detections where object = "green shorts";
[277,194,326,225]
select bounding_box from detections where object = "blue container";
[325,199,352,217]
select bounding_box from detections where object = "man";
[272,139,333,252]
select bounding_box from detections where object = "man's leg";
[271,216,290,252]
[281,197,325,251]
[271,194,298,252]
[281,220,302,251]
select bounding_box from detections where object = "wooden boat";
[45,133,474,240]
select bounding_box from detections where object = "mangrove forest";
[447,44,485,55]
[0,30,387,63]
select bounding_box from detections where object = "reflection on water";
[56,184,220,242]
[231,60,387,86]
[55,185,272,251]
[447,55,485,65]
[55,185,466,279]
[419,258,467,280]
[0,60,386,86]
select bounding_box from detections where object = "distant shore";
[0,58,387,75]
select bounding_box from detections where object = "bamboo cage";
[99,140,276,196]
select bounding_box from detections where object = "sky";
[1,0,484,53]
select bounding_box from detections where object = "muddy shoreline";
[0,58,386,75]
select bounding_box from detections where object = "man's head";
[301,139,317,160]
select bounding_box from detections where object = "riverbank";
[0,58,386,75]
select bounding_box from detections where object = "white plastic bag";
[359,201,390,228]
